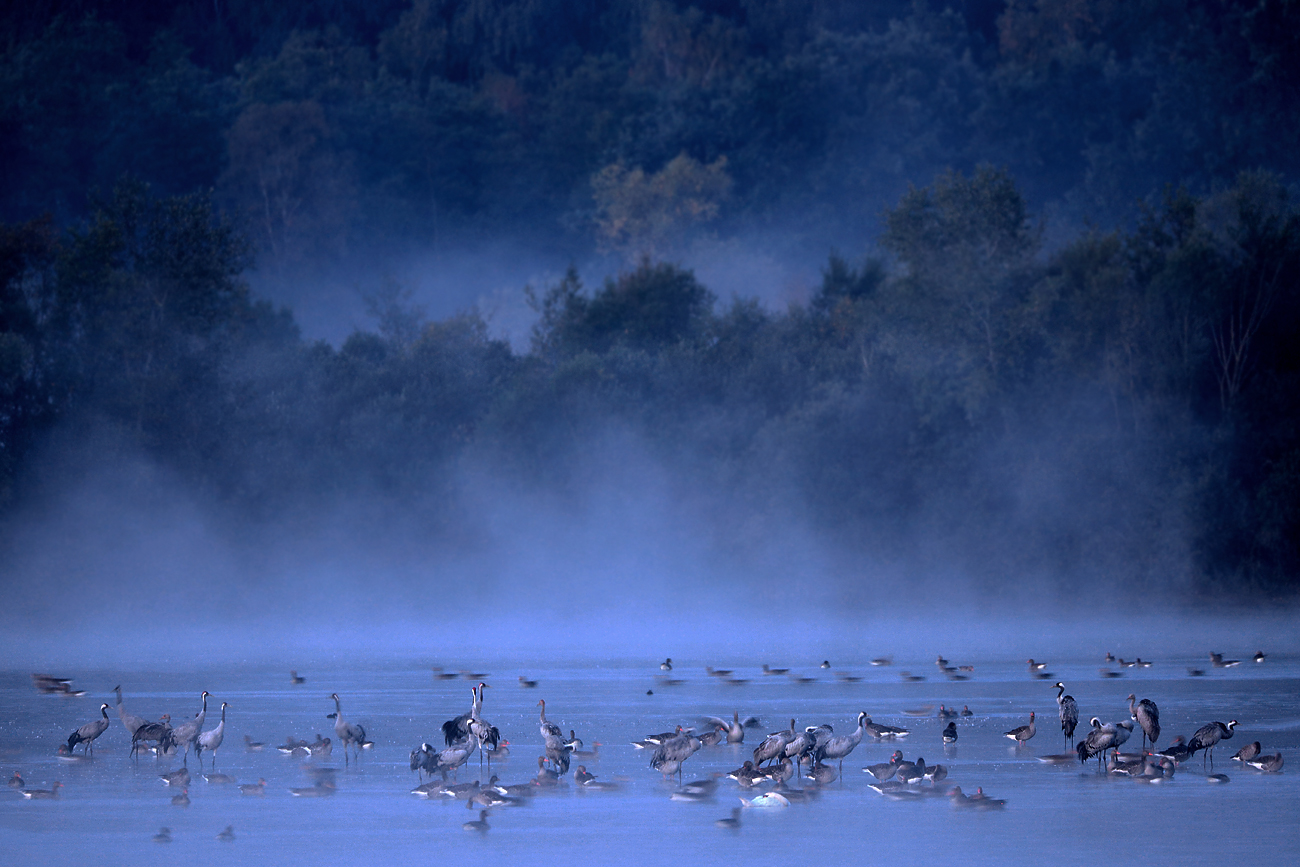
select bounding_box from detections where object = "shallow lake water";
[2,652,1297,866]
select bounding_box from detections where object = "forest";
[1,0,1298,600]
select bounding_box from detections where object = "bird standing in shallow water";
[330,693,367,765]
[1004,712,1036,745]
[1187,720,1237,768]
[1127,694,1160,750]
[1054,683,1079,748]
[67,704,110,756]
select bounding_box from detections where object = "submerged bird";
[67,704,111,756]
[715,806,742,829]
[238,778,267,795]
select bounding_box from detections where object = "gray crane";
[441,685,479,746]
[1186,720,1237,768]
[330,693,367,765]
[67,704,110,755]
[1054,682,1079,748]
[815,711,868,776]
[195,702,228,769]
[467,684,500,765]
[1077,717,1132,769]
[650,727,701,783]
[752,719,794,766]
[113,685,148,739]
[537,699,570,773]
[1003,711,1036,745]
[1127,694,1160,750]
[170,692,210,763]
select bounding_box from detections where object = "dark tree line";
[3,169,1298,599]
[2,1,1298,275]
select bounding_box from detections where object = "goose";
[1210,652,1240,668]
[706,666,734,677]
[702,712,745,744]
[67,704,111,755]
[870,657,892,666]
[131,715,174,759]
[726,760,767,787]
[289,780,337,797]
[202,772,235,784]
[762,757,794,784]
[20,781,62,799]
[864,750,904,781]
[306,735,332,757]
[217,826,235,842]
[330,693,367,765]
[761,664,788,676]
[1231,741,1261,764]
[534,755,560,786]
[9,772,24,789]
[170,788,190,806]
[942,722,958,743]
[196,702,228,769]
[715,806,742,829]
[961,705,974,717]
[573,766,596,785]
[152,827,171,843]
[806,762,837,784]
[1003,712,1036,745]
[937,705,957,719]
[863,716,910,740]
[1245,753,1283,772]
[290,671,305,684]
[740,791,790,808]
[1054,683,1079,748]
[1027,659,1048,671]
[518,676,538,688]
[462,808,490,832]
[244,735,265,752]
[238,779,266,795]
[1158,736,1192,763]
[159,767,190,787]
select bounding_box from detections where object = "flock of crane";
[12,652,1287,835]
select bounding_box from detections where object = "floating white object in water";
[741,792,790,808]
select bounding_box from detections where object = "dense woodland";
[1,1,1298,599]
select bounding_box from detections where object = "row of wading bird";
[15,659,1285,834]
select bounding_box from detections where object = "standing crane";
[1054,683,1079,748]
[1127,694,1160,750]
[1187,720,1238,769]
[67,704,111,756]
[170,692,210,763]
[816,712,868,776]
[196,702,228,769]
[330,693,367,765]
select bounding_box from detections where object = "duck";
[660,658,673,671]
[170,788,190,806]
[217,826,235,842]
[715,806,742,829]
[159,768,191,788]
[153,827,172,843]
[942,722,958,743]
[8,772,23,789]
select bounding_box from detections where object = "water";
[2,654,1297,866]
